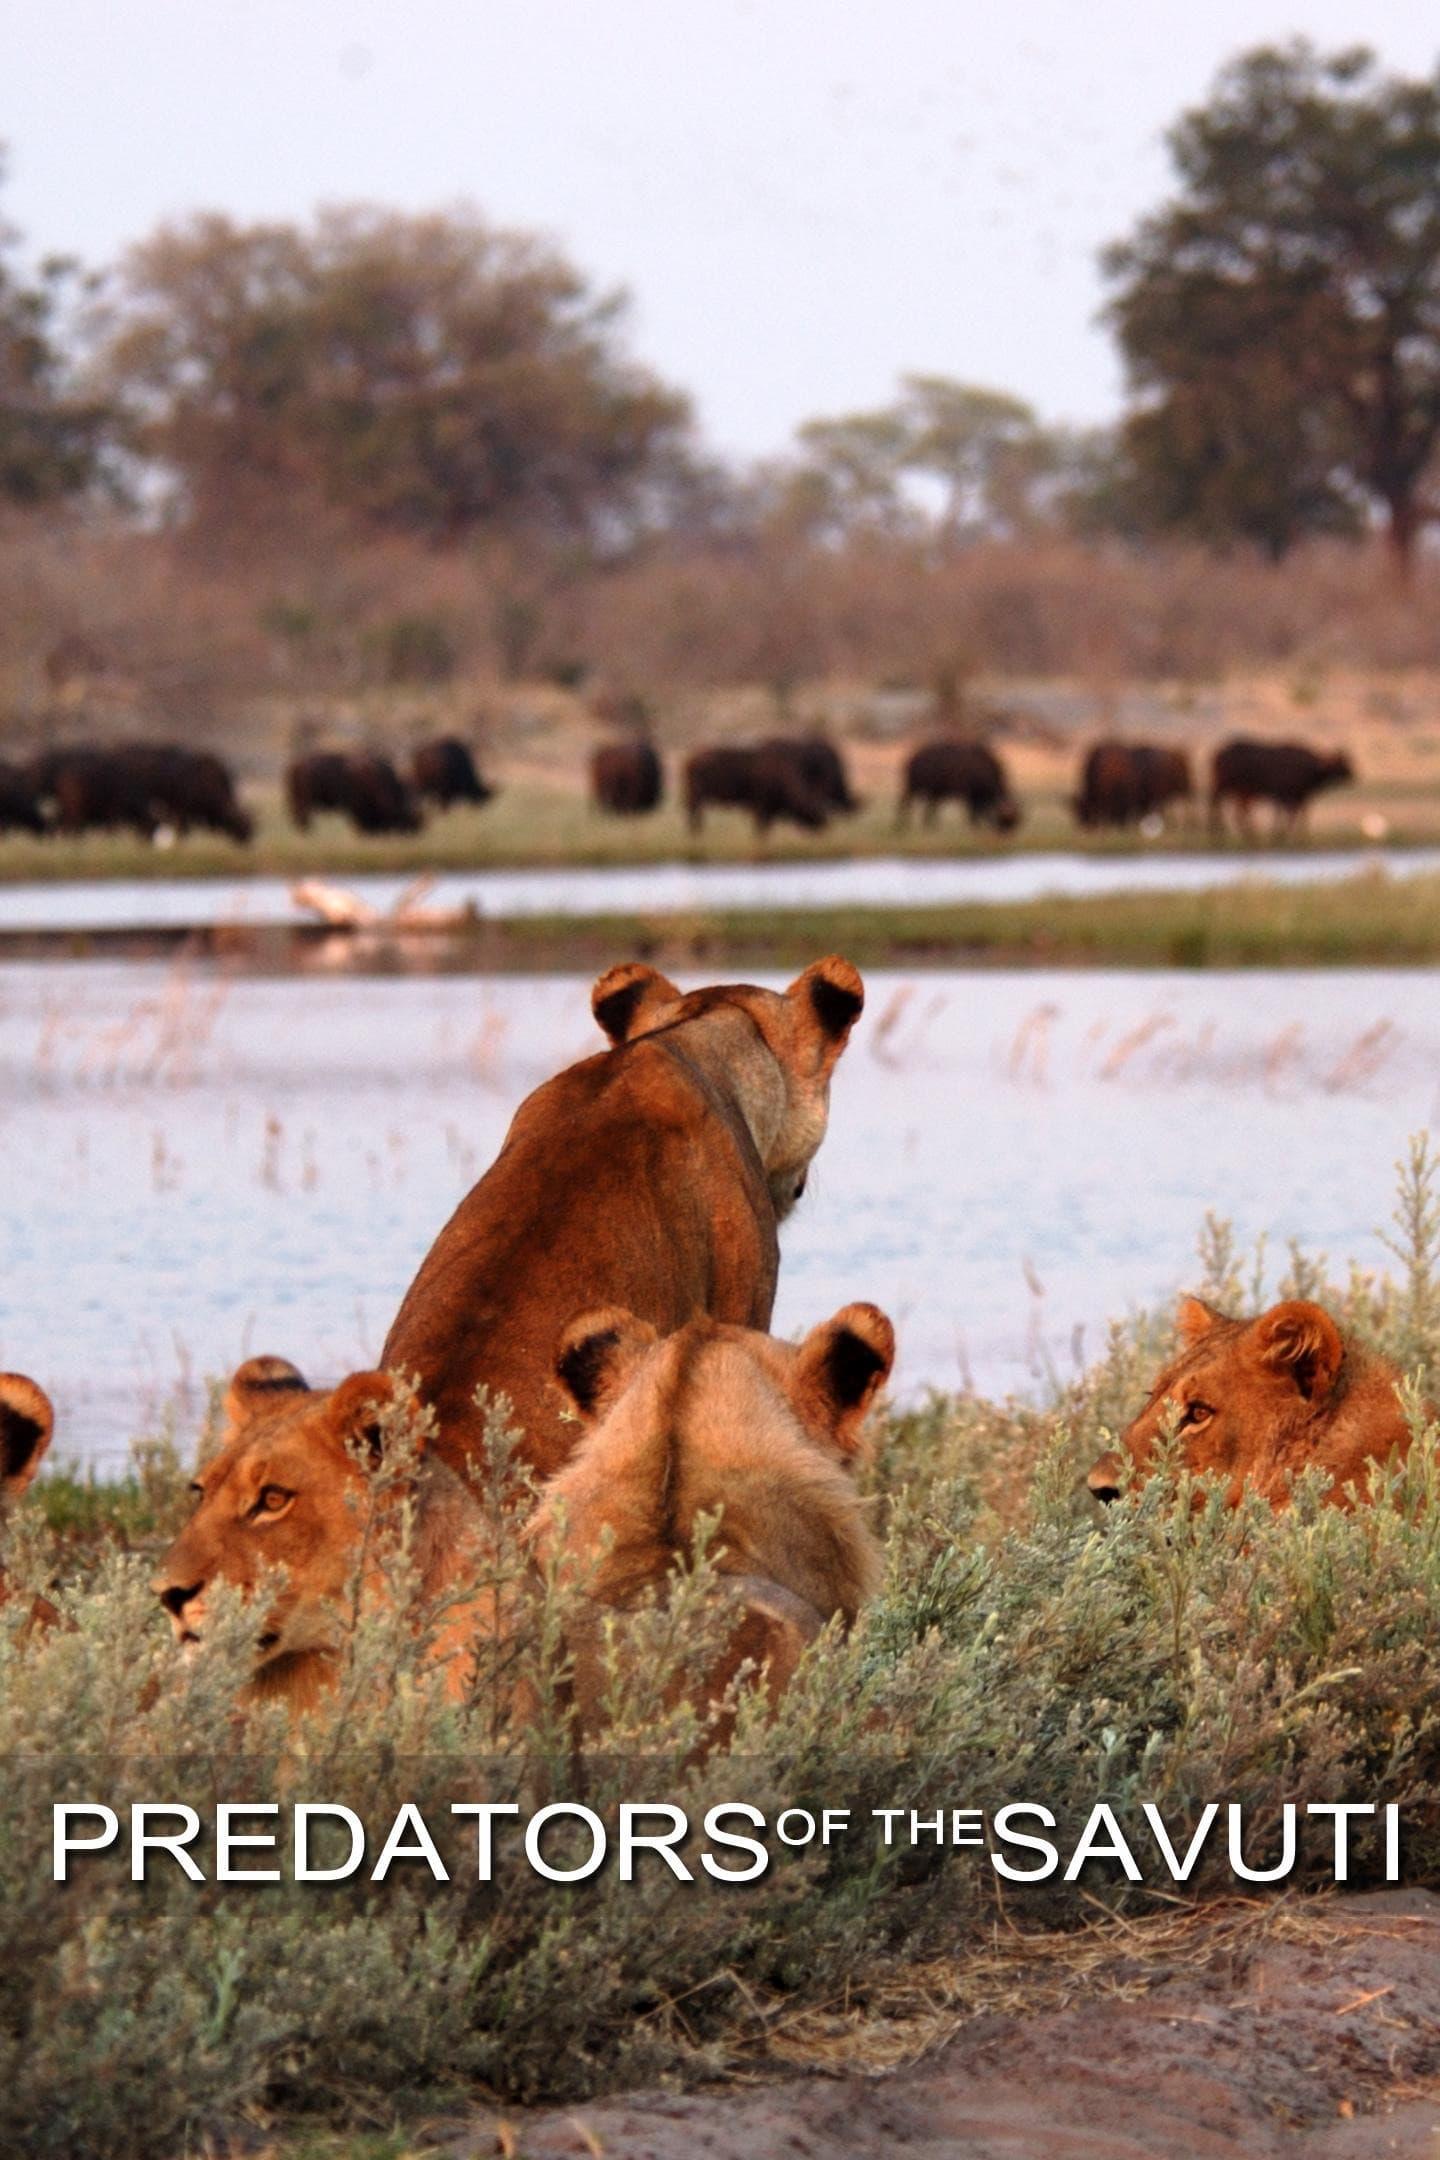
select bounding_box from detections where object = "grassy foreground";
[6,1155,1440,2156]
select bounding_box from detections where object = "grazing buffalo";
[287,751,423,835]
[410,735,495,812]
[684,744,831,835]
[30,742,252,843]
[591,738,663,815]
[0,759,47,836]
[899,739,1020,831]
[38,746,160,840]
[761,734,860,816]
[124,744,252,841]
[1210,738,1355,837]
[1135,745,1193,825]
[1074,740,1192,830]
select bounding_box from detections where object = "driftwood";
[290,876,478,932]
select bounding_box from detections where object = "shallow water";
[0,844,1435,932]
[2,958,1436,1472]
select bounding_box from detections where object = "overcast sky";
[6,1,1437,458]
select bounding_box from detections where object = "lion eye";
[253,1485,293,1517]
[1180,1401,1214,1429]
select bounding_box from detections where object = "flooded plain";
[3,954,1436,1473]
[1,843,1437,932]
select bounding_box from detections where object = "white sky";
[6,1,1438,457]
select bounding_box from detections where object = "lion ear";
[785,956,864,1075]
[795,1302,895,1457]
[1176,1295,1227,1346]
[0,1374,54,1499]
[1253,1301,1344,1401]
[591,963,682,1046]
[328,1371,417,1470]
[224,1355,309,1431]
[554,1307,659,1421]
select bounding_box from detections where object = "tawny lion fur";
[529,1302,893,1721]
[381,957,865,1480]
[153,1358,499,1712]
[1088,1295,1418,1508]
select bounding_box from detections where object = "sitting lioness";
[152,1356,499,1710]
[382,956,865,1480]
[527,1301,893,1719]
[0,1373,59,1631]
[0,1373,53,1505]
[1087,1296,1416,1509]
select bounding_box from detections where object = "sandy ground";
[438,1892,1440,2160]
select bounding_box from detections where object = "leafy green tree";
[897,376,1042,538]
[787,377,1090,542]
[792,408,912,533]
[98,205,694,545]
[0,154,109,506]
[1106,43,1440,566]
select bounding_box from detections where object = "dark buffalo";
[410,736,495,812]
[1210,738,1355,837]
[760,734,860,816]
[684,744,831,835]
[38,747,159,840]
[287,751,423,836]
[123,744,252,842]
[899,739,1020,831]
[1074,740,1192,830]
[591,739,663,815]
[1134,745,1193,825]
[30,742,252,842]
[0,759,47,835]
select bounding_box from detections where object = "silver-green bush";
[4,1149,1440,2155]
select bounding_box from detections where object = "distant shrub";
[259,598,319,646]
[373,613,457,686]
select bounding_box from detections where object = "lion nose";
[158,1581,202,1620]
[1087,1456,1125,1506]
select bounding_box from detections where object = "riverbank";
[4,866,1440,969]
[0,773,1433,884]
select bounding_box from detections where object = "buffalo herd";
[0,736,502,843]
[1072,736,1357,836]
[683,736,859,834]
[671,731,1356,839]
[0,725,1358,845]
[286,738,499,835]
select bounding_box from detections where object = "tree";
[1106,43,1440,567]
[0,153,109,506]
[793,408,912,533]
[98,206,694,546]
[897,376,1042,539]
[786,377,1087,543]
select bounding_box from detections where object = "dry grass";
[748,1893,1349,2078]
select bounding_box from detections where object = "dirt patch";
[443,1893,1440,2160]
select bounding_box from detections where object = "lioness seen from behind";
[383,957,865,1480]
